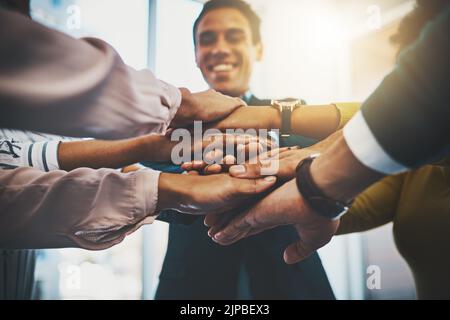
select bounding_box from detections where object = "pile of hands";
[156,88,340,264]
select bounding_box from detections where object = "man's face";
[195,8,263,97]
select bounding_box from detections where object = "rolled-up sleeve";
[0,167,160,250]
[0,9,181,139]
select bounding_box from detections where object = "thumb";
[235,97,247,107]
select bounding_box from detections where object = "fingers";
[228,147,301,179]
[209,190,279,245]
[204,213,222,228]
[236,176,277,195]
[181,154,236,175]
[203,164,224,175]
[229,164,261,178]
[205,211,240,238]
[209,209,271,246]
[209,211,252,245]
[283,241,316,264]
[183,134,273,175]
[199,89,246,122]
[229,162,278,179]
[283,219,338,264]
[181,160,208,172]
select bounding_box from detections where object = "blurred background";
[28,0,417,300]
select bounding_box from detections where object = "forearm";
[306,130,343,154]
[58,135,175,171]
[288,104,341,139]
[310,130,384,203]
[214,104,356,140]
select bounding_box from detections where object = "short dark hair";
[193,0,262,46]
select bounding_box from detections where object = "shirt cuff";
[343,111,409,175]
[159,80,182,132]
[20,140,62,171]
[135,168,161,216]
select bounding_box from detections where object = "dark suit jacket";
[155,94,335,300]
[359,5,450,168]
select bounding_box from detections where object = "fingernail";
[214,232,224,241]
[264,176,276,183]
[230,165,246,175]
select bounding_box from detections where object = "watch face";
[271,99,300,110]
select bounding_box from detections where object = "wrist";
[156,173,189,213]
[309,130,383,203]
[309,155,349,203]
[267,106,281,129]
[179,87,193,104]
[175,87,195,125]
[137,135,175,162]
[296,154,352,219]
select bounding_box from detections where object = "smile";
[208,63,238,73]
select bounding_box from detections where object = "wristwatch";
[295,154,352,220]
[270,99,302,137]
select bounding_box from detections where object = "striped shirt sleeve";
[0,128,82,171]
[0,140,61,171]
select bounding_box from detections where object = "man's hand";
[156,173,277,216]
[171,88,246,128]
[181,146,317,180]
[137,132,274,165]
[205,179,339,264]
[181,131,343,177]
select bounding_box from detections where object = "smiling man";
[194,1,262,98]
[155,0,335,300]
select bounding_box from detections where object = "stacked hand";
[162,88,341,264]
[182,146,339,264]
[170,88,247,128]
[182,146,314,179]
[156,172,277,216]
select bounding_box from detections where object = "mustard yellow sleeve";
[337,173,405,235]
[333,102,361,130]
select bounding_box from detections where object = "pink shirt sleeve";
[0,8,181,139]
[0,167,160,250]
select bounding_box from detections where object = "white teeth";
[213,64,233,72]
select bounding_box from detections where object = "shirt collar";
[241,90,253,104]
